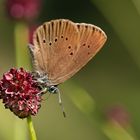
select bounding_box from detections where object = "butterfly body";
[31,70,58,94]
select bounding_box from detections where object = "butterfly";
[28,19,107,116]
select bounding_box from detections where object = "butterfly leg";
[37,87,48,96]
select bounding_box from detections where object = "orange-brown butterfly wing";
[33,19,107,85]
[33,19,80,85]
[51,23,107,84]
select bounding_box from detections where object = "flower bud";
[5,0,41,22]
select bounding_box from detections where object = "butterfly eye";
[48,86,58,94]
[61,35,64,38]
[66,37,68,40]
[68,46,71,49]
[43,40,46,43]
[88,45,90,48]
[49,87,55,92]
[49,42,52,46]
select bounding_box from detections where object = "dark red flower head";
[0,68,43,118]
[5,0,41,21]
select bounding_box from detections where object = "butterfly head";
[48,85,58,94]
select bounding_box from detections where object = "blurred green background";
[0,0,140,140]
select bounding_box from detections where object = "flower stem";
[14,22,31,69]
[14,22,32,140]
[27,116,37,140]
[14,22,31,140]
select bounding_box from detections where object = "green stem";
[14,22,31,69]
[14,22,32,140]
[27,116,37,140]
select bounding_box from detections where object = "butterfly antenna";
[57,89,66,117]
